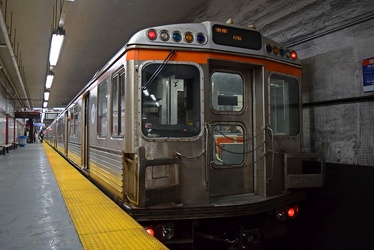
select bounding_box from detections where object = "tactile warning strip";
[43,143,168,250]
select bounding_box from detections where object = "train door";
[207,62,254,197]
[82,92,90,170]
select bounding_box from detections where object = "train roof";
[127,21,300,64]
[92,21,300,90]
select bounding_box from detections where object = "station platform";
[0,142,168,250]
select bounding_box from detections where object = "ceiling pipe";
[0,10,30,109]
[0,58,20,100]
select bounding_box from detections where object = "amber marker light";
[272,46,279,55]
[184,32,194,43]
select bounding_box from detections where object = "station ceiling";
[0,0,209,116]
[1,0,373,127]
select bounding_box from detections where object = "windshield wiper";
[142,50,176,90]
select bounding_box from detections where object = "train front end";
[121,21,324,248]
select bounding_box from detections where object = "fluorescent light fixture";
[45,72,54,89]
[43,101,48,108]
[49,28,65,66]
[150,94,156,101]
[44,91,50,101]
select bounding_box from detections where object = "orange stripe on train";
[126,49,302,77]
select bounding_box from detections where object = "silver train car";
[45,21,324,248]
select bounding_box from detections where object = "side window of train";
[74,105,79,136]
[69,104,79,137]
[269,74,300,136]
[111,68,125,137]
[141,63,201,138]
[68,109,73,137]
[97,80,108,137]
[211,71,243,112]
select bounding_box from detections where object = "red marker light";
[291,50,297,59]
[287,208,295,217]
[147,30,157,40]
[145,227,155,236]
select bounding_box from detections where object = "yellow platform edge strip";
[42,143,168,250]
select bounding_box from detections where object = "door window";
[211,72,243,112]
[212,124,244,166]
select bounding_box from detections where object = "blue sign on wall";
[362,57,374,93]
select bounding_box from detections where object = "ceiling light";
[45,72,54,89]
[49,28,65,66]
[43,101,48,108]
[44,91,50,101]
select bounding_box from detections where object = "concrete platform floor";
[0,142,83,250]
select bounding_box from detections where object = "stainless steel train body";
[45,21,324,247]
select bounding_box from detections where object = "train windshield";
[270,74,300,136]
[141,63,201,138]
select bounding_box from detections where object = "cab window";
[270,74,299,136]
[141,64,200,138]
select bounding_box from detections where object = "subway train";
[45,20,325,249]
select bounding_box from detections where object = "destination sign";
[15,111,40,119]
[212,24,262,50]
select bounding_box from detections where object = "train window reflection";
[270,74,299,136]
[212,124,244,166]
[69,104,79,137]
[98,81,108,136]
[141,64,200,138]
[211,72,243,112]
[111,68,125,137]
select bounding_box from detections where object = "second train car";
[45,20,324,249]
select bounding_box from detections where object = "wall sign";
[362,57,374,93]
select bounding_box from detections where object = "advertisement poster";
[362,57,374,93]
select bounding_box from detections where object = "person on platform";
[39,130,44,143]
